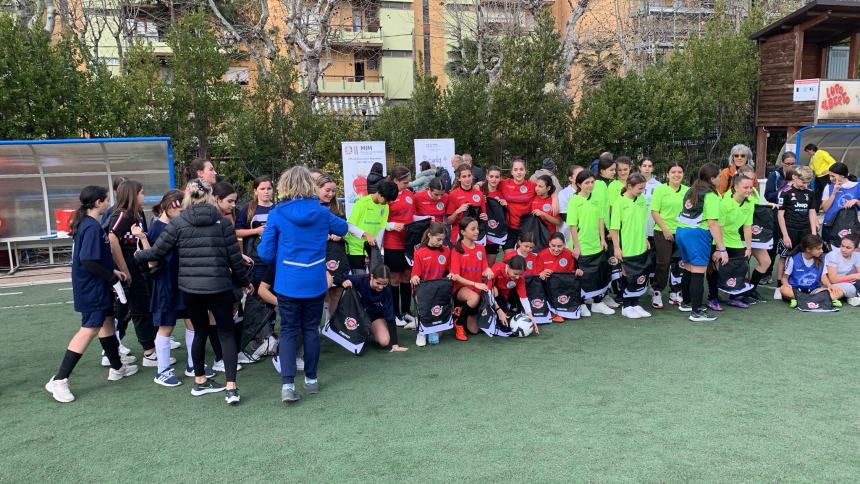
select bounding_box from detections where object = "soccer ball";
[509,313,534,338]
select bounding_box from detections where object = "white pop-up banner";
[342,141,386,217]
[414,139,456,180]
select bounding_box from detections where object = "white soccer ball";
[509,313,534,338]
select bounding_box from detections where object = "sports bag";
[415,278,454,335]
[322,287,372,355]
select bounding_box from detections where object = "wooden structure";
[751,0,860,174]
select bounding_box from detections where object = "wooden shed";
[751,0,860,174]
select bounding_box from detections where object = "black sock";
[400,283,412,315]
[99,336,122,370]
[749,270,766,290]
[681,269,691,304]
[391,284,401,317]
[455,301,469,326]
[706,269,719,300]
[55,349,83,380]
[690,273,705,312]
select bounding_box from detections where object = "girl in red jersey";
[449,217,494,341]
[447,165,487,243]
[412,178,448,223]
[410,222,450,346]
[484,165,507,259]
[536,232,585,321]
[499,157,536,253]
[530,174,561,235]
[489,255,538,334]
[382,166,418,328]
[503,231,538,275]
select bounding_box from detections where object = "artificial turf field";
[1,282,858,482]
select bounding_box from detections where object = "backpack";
[485,198,508,246]
[322,287,372,355]
[621,252,652,299]
[519,214,549,252]
[525,275,551,324]
[823,208,860,249]
[794,289,838,312]
[404,219,431,266]
[751,205,774,250]
[477,291,507,337]
[717,255,753,295]
[545,272,583,320]
[414,278,454,335]
[326,240,350,279]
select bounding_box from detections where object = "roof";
[750,0,860,43]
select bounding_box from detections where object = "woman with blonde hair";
[258,166,349,403]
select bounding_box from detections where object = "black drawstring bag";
[240,293,275,351]
[578,252,611,299]
[794,289,838,312]
[751,205,774,250]
[605,240,623,281]
[322,287,372,355]
[823,208,860,249]
[545,272,583,319]
[485,198,508,246]
[717,256,753,295]
[415,278,454,335]
[525,275,551,324]
[404,219,431,266]
[519,214,549,251]
[477,291,508,337]
[621,252,651,298]
[365,243,383,271]
[465,205,487,244]
[326,240,350,279]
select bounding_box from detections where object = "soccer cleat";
[678,303,693,312]
[621,306,641,319]
[190,379,226,396]
[212,360,243,372]
[237,351,257,364]
[590,302,615,315]
[788,299,798,308]
[107,364,139,381]
[428,333,440,345]
[100,354,137,367]
[184,365,216,378]
[169,337,181,350]
[304,379,319,395]
[225,389,241,405]
[45,377,75,403]
[668,292,683,305]
[634,306,652,318]
[651,291,663,309]
[603,295,620,308]
[832,299,843,308]
[725,298,749,309]
[847,296,860,307]
[143,353,175,367]
[579,304,591,317]
[416,333,427,347]
[552,314,565,323]
[454,325,468,341]
[707,299,723,312]
[689,309,717,322]
[281,385,300,403]
[154,368,182,387]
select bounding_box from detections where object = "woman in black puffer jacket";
[135,179,252,404]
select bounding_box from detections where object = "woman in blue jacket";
[257,166,349,404]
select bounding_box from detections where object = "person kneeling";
[779,234,843,308]
[337,265,408,352]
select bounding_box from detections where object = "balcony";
[131,34,172,56]
[301,75,385,95]
[328,24,384,47]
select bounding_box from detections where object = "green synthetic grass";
[1,283,858,482]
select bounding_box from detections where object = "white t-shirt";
[784,254,815,276]
[824,250,860,276]
[822,180,857,200]
[644,177,661,236]
[558,185,576,214]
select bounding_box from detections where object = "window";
[825,46,849,79]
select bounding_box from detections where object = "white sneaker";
[100,353,137,367]
[212,360,243,372]
[621,306,641,319]
[142,353,175,367]
[237,351,257,364]
[395,316,407,327]
[668,292,682,305]
[651,291,663,309]
[591,302,616,315]
[847,296,860,306]
[416,333,427,347]
[403,313,417,324]
[579,304,591,317]
[773,286,782,300]
[635,306,652,318]
[170,337,181,350]
[108,364,139,381]
[403,320,417,330]
[603,295,620,308]
[118,343,131,356]
[296,358,305,372]
[45,377,75,403]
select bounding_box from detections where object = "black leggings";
[184,291,238,382]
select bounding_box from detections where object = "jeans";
[277,294,325,384]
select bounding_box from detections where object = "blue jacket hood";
[274,198,325,227]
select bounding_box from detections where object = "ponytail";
[420,221,446,247]
[454,216,477,254]
[152,189,184,218]
[70,186,108,237]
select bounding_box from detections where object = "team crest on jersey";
[543,203,551,212]
[752,225,761,235]
[488,220,498,229]
[436,202,445,211]
[637,275,646,285]
[345,317,358,330]
[476,251,483,260]
[431,305,443,316]
[506,281,516,289]
[531,298,544,309]
[520,185,527,193]
[559,258,568,267]
[527,261,533,269]
[557,295,569,304]
[472,194,481,203]
[437,255,446,264]
[405,196,413,204]
[326,260,339,271]
[379,209,385,215]
[726,277,736,288]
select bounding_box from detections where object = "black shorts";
[383,249,409,273]
[348,255,366,272]
[777,228,810,257]
[503,228,520,250]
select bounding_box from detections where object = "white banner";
[414,139,456,180]
[817,80,860,121]
[342,141,386,217]
[793,79,819,102]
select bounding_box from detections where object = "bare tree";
[556,0,590,96]
[206,0,278,62]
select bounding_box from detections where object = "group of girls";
[48,149,860,404]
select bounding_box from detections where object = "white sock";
[185,329,195,369]
[154,334,171,374]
